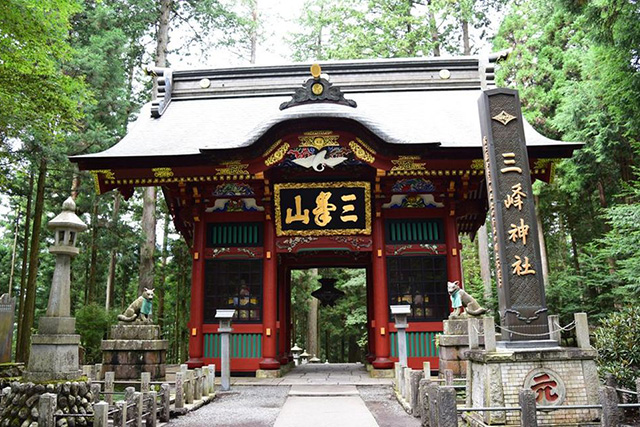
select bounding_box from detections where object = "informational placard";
[479,89,549,340]
[274,182,371,236]
[0,294,15,363]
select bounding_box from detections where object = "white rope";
[471,321,576,337]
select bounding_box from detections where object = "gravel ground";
[166,386,290,427]
[358,385,421,427]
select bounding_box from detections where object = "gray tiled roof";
[72,55,570,160]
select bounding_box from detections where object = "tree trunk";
[105,192,121,311]
[86,200,99,304]
[250,0,258,64]
[139,0,171,296]
[16,157,47,363]
[477,224,492,302]
[158,212,169,329]
[534,196,549,289]
[462,19,470,55]
[427,2,440,56]
[8,207,20,296]
[16,171,34,359]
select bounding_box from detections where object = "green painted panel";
[204,333,262,358]
[389,332,441,358]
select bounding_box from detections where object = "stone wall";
[467,348,600,426]
[0,380,94,427]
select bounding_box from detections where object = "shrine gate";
[72,55,577,373]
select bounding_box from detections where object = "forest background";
[0,0,638,386]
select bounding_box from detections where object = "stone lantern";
[216,309,235,391]
[24,197,87,382]
[300,350,310,365]
[291,343,302,366]
[390,305,411,367]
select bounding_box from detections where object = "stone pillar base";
[256,369,282,378]
[466,345,600,425]
[24,332,82,382]
[101,324,168,380]
[369,368,394,378]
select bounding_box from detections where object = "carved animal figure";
[293,149,347,172]
[447,281,487,318]
[118,288,154,322]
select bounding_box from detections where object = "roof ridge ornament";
[279,64,357,110]
[146,66,173,118]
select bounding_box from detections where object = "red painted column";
[371,201,393,369]
[285,268,293,363]
[260,204,280,370]
[444,202,463,285]
[187,208,205,368]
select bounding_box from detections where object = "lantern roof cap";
[48,197,87,232]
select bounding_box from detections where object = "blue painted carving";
[392,178,436,193]
[213,183,254,197]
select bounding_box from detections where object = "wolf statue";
[447,280,488,318]
[118,288,155,323]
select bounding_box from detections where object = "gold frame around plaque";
[274,181,372,237]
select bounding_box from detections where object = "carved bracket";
[148,67,173,118]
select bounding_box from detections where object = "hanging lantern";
[311,278,345,307]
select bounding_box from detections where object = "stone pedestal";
[22,316,82,382]
[465,345,600,426]
[438,319,498,378]
[101,324,168,379]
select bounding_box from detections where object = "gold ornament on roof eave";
[492,110,517,126]
[216,161,249,176]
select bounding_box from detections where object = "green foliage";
[75,304,116,364]
[594,306,640,389]
[288,0,505,61]
[0,0,90,140]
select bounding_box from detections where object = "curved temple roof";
[72,54,577,162]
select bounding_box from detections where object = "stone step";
[288,385,359,396]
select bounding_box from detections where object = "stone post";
[91,382,102,403]
[146,390,157,427]
[133,391,143,427]
[114,400,127,427]
[397,364,405,396]
[185,370,194,404]
[437,386,458,427]
[208,364,216,394]
[0,294,16,363]
[38,393,57,427]
[105,371,115,405]
[574,313,591,349]
[427,382,439,427]
[141,372,151,393]
[180,363,188,374]
[391,305,410,367]
[175,371,184,409]
[548,315,560,343]
[404,366,412,401]
[483,316,496,352]
[94,363,103,380]
[423,361,431,378]
[410,370,424,417]
[599,385,620,427]
[160,383,171,422]
[94,401,109,427]
[194,368,203,400]
[444,369,454,386]
[419,379,431,426]
[83,365,93,378]
[202,366,210,395]
[468,318,480,350]
[519,389,538,427]
[24,197,86,381]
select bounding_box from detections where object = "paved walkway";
[166,363,418,427]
